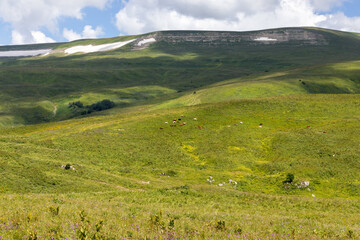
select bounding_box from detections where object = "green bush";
[283,173,295,184]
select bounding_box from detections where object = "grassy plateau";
[0,27,360,239]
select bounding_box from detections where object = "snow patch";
[137,38,156,46]
[254,37,278,41]
[64,39,136,54]
[0,49,51,57]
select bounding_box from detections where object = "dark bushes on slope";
[68,99,115,115]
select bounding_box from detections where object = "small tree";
[283,173,294,184]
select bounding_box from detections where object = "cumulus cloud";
[318,12,360,32]
[12,30,56,45]
[115,0,359,35]
[310,0,348,11]
[63,25,104,41]
[63,29,82,42]
[0,0,109,44]
[82,25,104,38]
[31,31,56,43]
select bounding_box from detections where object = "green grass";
[1,27,360,238]
[1,95,360,238]
[0,27,360,126]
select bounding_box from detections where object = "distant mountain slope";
[0,27,359,127]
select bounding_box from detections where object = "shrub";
[69,99,115,116]
[166,170,177,177]
[169,218,175,229]
[150,211,165,229]
[68,101,84,109]
[284,173,295,184]
[216,220,226,231]
[49,206,59,216]
[87,99,115,112]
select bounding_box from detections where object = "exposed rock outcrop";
[132,28,328,48]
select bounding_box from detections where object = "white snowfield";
[0,49,51,57]
[137,38,156,46]
[64,39,137,54]
[254,37,278,41]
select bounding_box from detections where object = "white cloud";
[63,25,104,41]
[0,0,110,44]
[11,30,25,45]
[310,0,348,11]
[12,30,55,45]
[115,0,359,35]
[318,12,360,32]
[82,25,104,38]
[63,28,82,42]
[31,31,55,43]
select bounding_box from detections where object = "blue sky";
[0,0,359,45]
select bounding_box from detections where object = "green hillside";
[1,27,360,127]
[1,27,360,239]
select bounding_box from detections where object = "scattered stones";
[297,181,310,188]
[207,176,215,184]
[61,164,75,171]
[229,179,238,185]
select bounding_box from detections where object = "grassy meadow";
[1,95,360,238]
[1,28,360,239]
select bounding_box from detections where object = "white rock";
[137,38,156,46]
[254,37,277,41]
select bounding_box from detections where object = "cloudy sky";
[0,0,359,45]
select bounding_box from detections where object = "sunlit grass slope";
[1,94,360,197]
[155,60,360,109]
[1,94,360,238]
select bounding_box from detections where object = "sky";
[0,0,359,45]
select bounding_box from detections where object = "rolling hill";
[0,27,360,127]
[1,27,360,239]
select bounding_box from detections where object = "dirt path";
[53,105,57,116]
